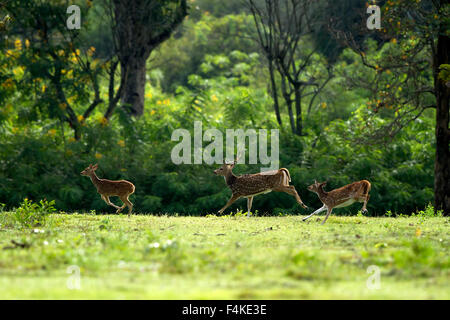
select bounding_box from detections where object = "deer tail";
[280,168,291,184]
[362,180,371,195]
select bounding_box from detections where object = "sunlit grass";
[0,213,448,299]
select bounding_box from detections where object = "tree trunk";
[294,84,302,136]
[434,30,450,215]
[120,57,147,117]
[268,60,282,126]
[112,0,187,117]
[281,75,296,133]
[286,100,295,134]
[113,0,151,117]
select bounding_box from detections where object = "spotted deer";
[214,159,308,216]
[81,164,135,216]
[304,180,371,224]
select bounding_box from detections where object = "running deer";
[81,164,135,216]
[214,159,308,216]
[304,180,371,224]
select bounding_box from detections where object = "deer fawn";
[214,158,308,217]
[304,180,371,224]
[81,164,135,216]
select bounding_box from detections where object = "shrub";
[414,203,443,218]
[11,198,56,228]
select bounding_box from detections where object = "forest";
[0,0,449,302]
[0,0,448,217]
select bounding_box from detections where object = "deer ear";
[92,163,98,170]
[314,179,317,184]
[321,181,327,187]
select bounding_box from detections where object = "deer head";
[81,163,98,176]
[307,180,327,193]
[213,155,240,177]
[213,161,235,177]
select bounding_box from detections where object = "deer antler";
[224,149,244,165]
[234,154,240,164]
[234,148,246,164]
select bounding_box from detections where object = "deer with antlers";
[304,180,371,224]
[214,158,308,216]
[81,164,135,216]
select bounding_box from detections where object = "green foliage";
[0,2,439,216]
[438,64,450,83]
[140,195,163,213]
[1,0,105,139]
[0,70,436,215]
[151,13,260,91]
[414,203,443,218]
[7,198,56,228]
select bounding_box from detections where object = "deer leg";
[116,204,126,213]
[361,194,370,213]
[247,196,253,217]
[321,207,333,225]
[302,205,327,221]
[115,197,126,213]
[218,195,240,215]
[102,195,121,210]
[120,196,133,217]
[273,186,308,209]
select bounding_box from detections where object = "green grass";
[0,212,448,299]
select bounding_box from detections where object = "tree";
[2,0,188,138]
[109,0,187,117]
[330,0,449,214]
[3,1,104,140]
[247,0,333,135]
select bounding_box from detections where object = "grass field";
[0,210,448,299]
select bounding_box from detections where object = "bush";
[414,203,443,218]
[11,198,56,228]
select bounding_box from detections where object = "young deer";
[214,159,308,216]
[81,164,135,216]
[304,180,371,224]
